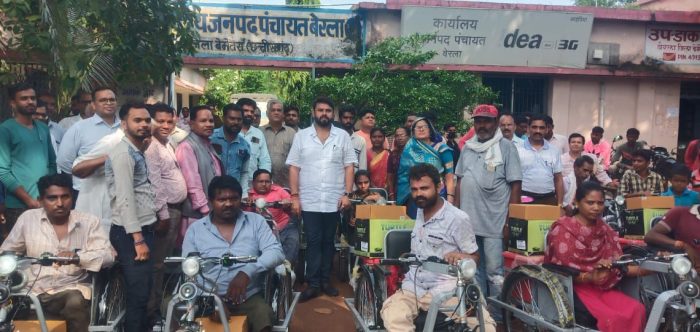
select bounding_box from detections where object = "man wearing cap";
[454,104,522,323]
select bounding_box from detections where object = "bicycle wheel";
[265,268,294,325]
[354,266,382,329]
[501,265,573,332]
[95,268,126,330]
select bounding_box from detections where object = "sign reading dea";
[401,6,593,68]
[192,3,362,63]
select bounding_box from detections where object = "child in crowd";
[662,164,700,207]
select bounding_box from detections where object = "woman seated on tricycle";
[544,181,647,332]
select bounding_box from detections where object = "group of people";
[1,80,700,332]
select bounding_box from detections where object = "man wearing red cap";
[454,104,522,323]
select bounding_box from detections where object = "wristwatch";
[343,192,351,197]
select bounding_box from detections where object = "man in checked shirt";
[1,174,114,332]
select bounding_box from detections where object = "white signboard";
[645,25,700,65]
[192,3,361,63]
[401,6,593,68]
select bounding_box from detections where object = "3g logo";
[557,40,579,50]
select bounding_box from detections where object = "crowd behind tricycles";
[0,82,700,332]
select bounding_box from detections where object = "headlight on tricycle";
[680,281,700,298]
[181,257,200,277]
[672,256,693,276]
[458,258,477,280]
[614,195,625,206]
[0,255,17,277]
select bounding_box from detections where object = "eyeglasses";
[97,98,117,105]
[414,125,429,131]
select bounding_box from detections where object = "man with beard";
[514,114,529,140]
[286,97,357,302]
[516,114,564,206]
[1,173,114,332]
[284,105,301,131]
[105,102,157,332]
[177,106,223,237]
[0,82,56,234]
[562,155,595,214]
[33,100,64,166]
[443,123,460,162]
[59,92,93,130]
[261,100,296,187]
[236,98,271,195]
[543,115,568,155]
[143,103,187,326]
[455,104,521,323]
[381,164,496,332]
[211,104,250,189]
[338,105,367,171]
[498,113,523,145]
[183,175,283,332]
[58,87,120,200]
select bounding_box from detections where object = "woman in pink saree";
[545,181,646,332]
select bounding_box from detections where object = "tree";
[0,0,199,108]
[574,0,637,7]
[310,34,496,131]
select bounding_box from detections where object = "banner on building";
[191,3,362,63]
[401,6,593,68]
[645,25,700,65]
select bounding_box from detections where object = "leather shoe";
[299,287,320,302]
[322,284,339,297]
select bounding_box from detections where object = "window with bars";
[482,75,548,115]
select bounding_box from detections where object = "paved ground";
[289,272,358,332]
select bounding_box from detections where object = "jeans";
[279,222,300,266]
[475,236,505,322]
[110,224,155,332]
[302,211,339,288]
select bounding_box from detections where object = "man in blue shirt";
[662,164,700,207]
[182,175,283,332]
[237,98,271,195]
[210,104,251,196]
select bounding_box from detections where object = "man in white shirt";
[563,155,595,214]
[236,98,271,194]
[544,115,568,154]
[286,97,357,302]
[498,113,523,145]
[516,114,564,207]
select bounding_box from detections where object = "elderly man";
[260,99,296,188]
[183,175,284,332]
[455,104,521,322]
[516,114,564,207]
[287,97,357,302]
[381,164,496,332]
[1,174,114,332]
[498,113,523,145]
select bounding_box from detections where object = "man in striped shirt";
[1,174,114,332]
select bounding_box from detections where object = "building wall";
[637,0,700,11]
[551,77,681,149]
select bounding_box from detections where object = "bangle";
[674,240,685,250]
[579,272,589,283]
[134,240,146,246]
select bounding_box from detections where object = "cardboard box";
[507,219,555,256]
[355,205,407,220]
[13,320,66,332]
[195,315,248,332]
[354,218,414,257]
[509,204,561,221]
[624,208,669,238]
[625,196,674,210]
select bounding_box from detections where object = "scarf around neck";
[465,129,504,169]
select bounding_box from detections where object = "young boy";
[619,149,667,197]
[662,164,700,207]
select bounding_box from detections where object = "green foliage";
[200,70,278,111]
[574,0,637,8]
[310,34,495,131]
[0,0,199,105]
